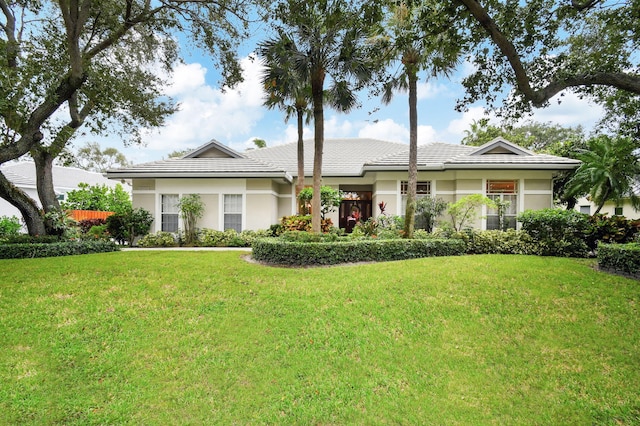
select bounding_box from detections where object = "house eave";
[444,163,580,170]
[106,171,293,183]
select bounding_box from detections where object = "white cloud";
[358,119,409,142]
[138,56,267,154]
[324,115,356,138]
[445,106,491,138]
[417,125,438,143]
[417,82,447,101]
[526,92,604,130]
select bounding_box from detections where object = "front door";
[339,188,372,233]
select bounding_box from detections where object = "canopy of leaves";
[67,142,131,172]
[461,119,585,152]
[447,0,639,133]
[61,183,131,214]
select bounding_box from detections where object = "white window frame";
[400,181,431,216]
[223,194,243,232]
[161,194,180,232]
[486,180,518,230]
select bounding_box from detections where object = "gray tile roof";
[244,138,408,176]
[106,157,293,180]
[106,137,581,179]
[1,161,120,190]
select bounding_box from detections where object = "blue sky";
[93,35,606,165]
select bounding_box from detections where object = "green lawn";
[0,252,638,425]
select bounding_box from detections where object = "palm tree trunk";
[403,64,418,239]
[296,108,305,214]
[311,68,325,234]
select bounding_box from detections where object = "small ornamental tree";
[178,194,205,245]
[415,197,448,233]
[446,194,496,232]
[298,186,344,219]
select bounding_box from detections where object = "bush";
[0,216,21,239]
[280,215,334,233]
[518,209,590,257]
[78,218,107,234]
[106,207,153,246]
[138,231,178,247]
[198,229,271,247]
[252,238,465,266]
[585,214,640,250]
[4,235,66,244]
[0,240,119,259]
[597,243,640,278]
[455,229,536,255]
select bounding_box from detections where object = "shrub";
[585,214,640,250]
[0,216,21,239]
[87,225,110,241]
[252,238,465,266]
[106,207,153,246]
[138,231,178,247]
[597,243,640,278]
[5,234,65,244]
[460,229,536,255]
[280,215,334,233]
[198,229,270,247]
[78,218,107,234]
[517,209,590,257]
[0,240,119,259]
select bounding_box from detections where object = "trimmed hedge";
[597,243,640,279]
[0,240,119,259]
[252,238,465,266]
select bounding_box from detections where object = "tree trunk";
[403,63,418,239]
[296,107,305,214]
[0,171,46,235]
[311,68,325,234]
[32,149,60,214]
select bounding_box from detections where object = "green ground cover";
[0,252,638,424]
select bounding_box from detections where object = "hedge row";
[597,243,640,279]
[252,238,465,266]
[0,240,119,259]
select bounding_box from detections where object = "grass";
[0,251,638,425]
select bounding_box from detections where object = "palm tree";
[258,36,313,213]
[267,0,381,233]
[567,135,640,214]
[379,1,458,238]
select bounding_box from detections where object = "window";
[579,205,591,215]
[161,194,179,232]
[224,194,242,232]
[400,181,431,215]
[486,180,517,230]
[614,206,623,216]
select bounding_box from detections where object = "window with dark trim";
[400,181,431,215]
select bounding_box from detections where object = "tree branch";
[459,0,640,106]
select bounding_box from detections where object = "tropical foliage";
[566,135,640,214]
[61,183,131,214]
[264,0,383,232]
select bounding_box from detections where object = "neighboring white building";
[106,137,580,233]
[575,180,640,219]
[0,161,126,221]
